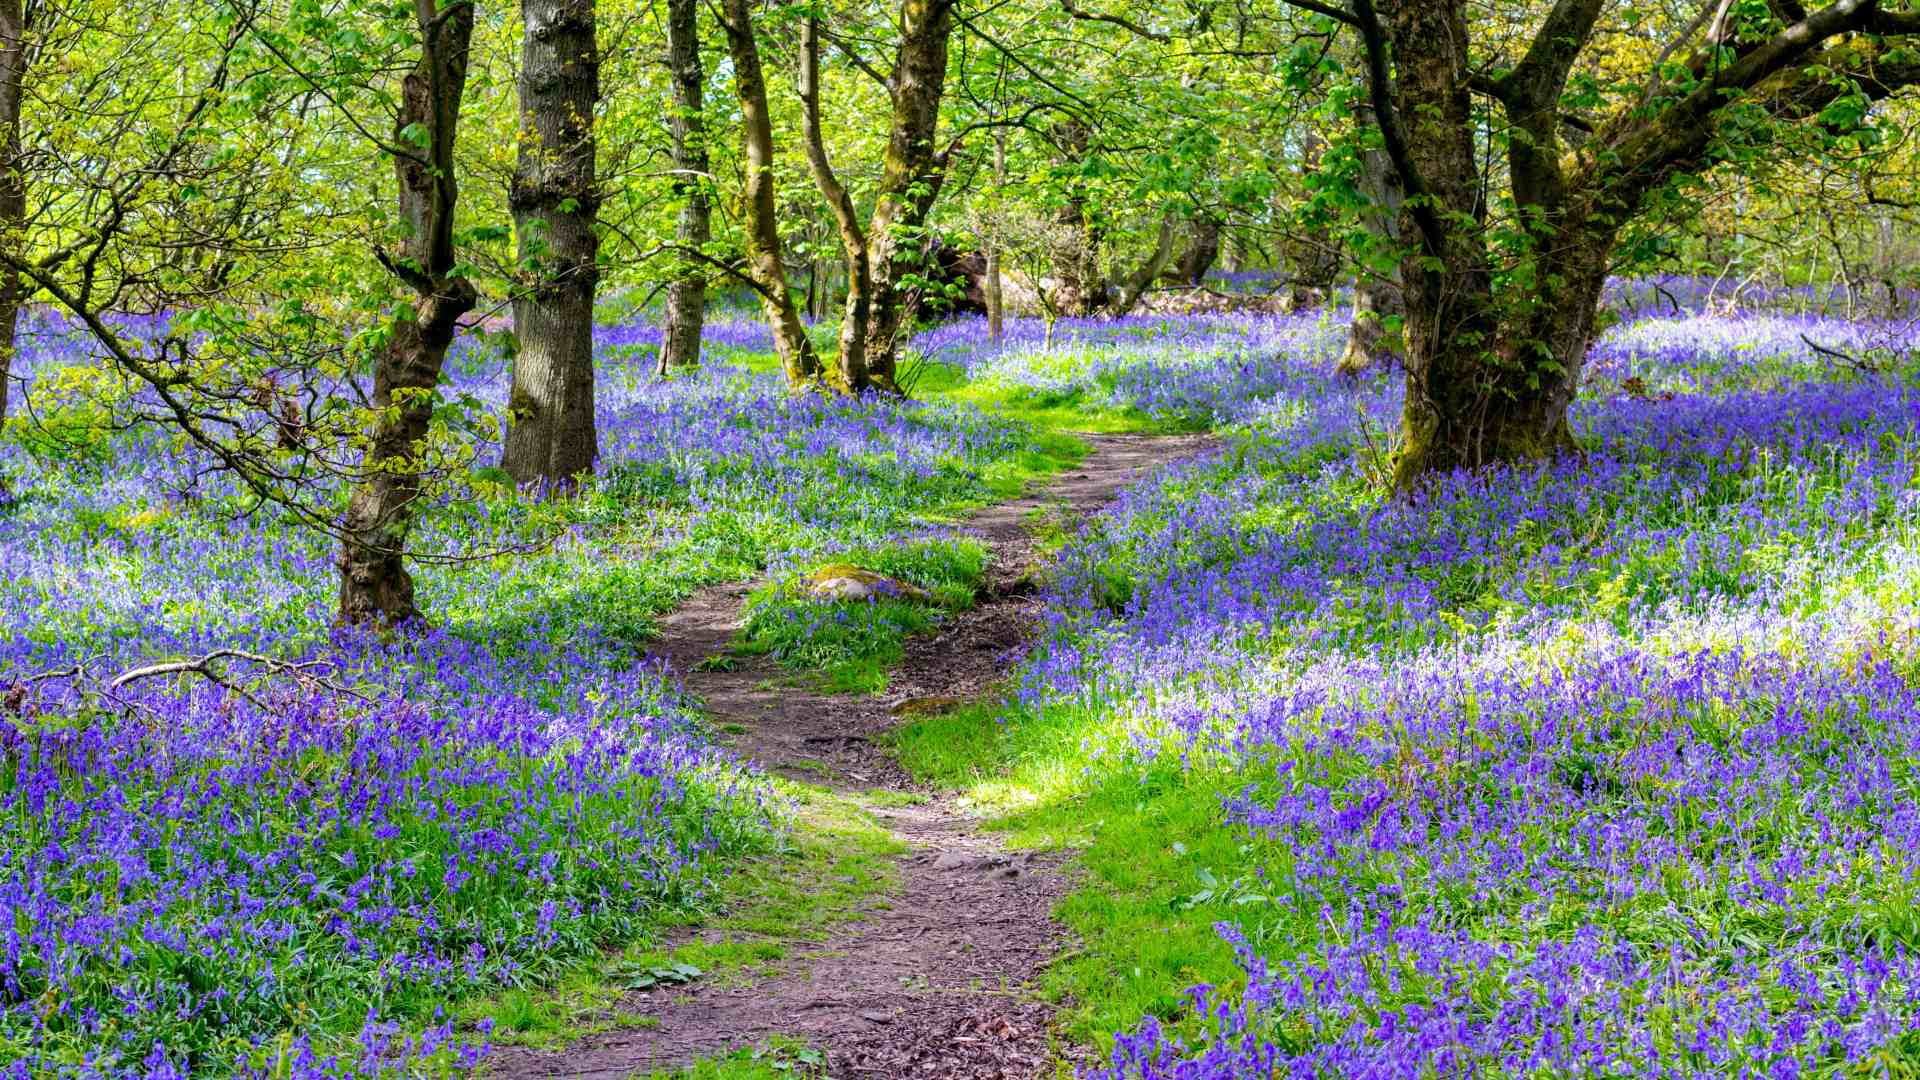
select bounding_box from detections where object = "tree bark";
[659,0,709,373]
[502,0,600,490]
[860,0,954,391]
[798,15,869,392]
[0,0,26,433]
[1049,119,1104,318]
[1170,214,1221,287]
[337,0,479,626]
[718,0,820,388]
[1338,133,1404,375]
[984,132,1005,342]
[1373,0,1511,488]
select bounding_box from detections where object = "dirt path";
[490,433,1214,1080]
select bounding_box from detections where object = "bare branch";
[109,648,372,705]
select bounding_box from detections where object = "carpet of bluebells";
[916,310,1346,430]
[12,276,1920,1079]
[0,313,1056,1077]
[962,297,1920,1075]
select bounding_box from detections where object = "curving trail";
[491,432,1214,1080]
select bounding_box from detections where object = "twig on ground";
[1799,333,1879,373]
[109,648,372,709]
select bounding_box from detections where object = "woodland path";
[491,432,1215,1080]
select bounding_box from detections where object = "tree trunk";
[984,131,1005,341]
[719,0,820,387]
[1377,0,1591,487]
[0,0,25,433]
[502,0,600,489]
[1048,119,1104,318]
[860,0,954,391]
[1104,217,1178,316]
[1054,198,1104,317]
[659,0,709,373]
[1379,0,1504,487]
[1170,214,1221,287]
[798,15,869,392]
[1337,136,1404,375]
[337,0,478,626]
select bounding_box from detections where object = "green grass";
[903,343,1221,436]
[458,782,905,1049]
[639,1036,827,1078]
[731,337,1182,437]
[737,538,989,693]
[907,356,1184,434]
[935,377,1186,435]
[890,696,1259,1046]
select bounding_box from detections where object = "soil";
[488,432,1215,1080]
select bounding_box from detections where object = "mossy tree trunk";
[1171,214,1222,287]
[0,0,26,434]
[797,15,870,392]
[659,0,710,374]
[859,0,954,391]
[1338,132,1403,375]
[501,0,600,490]
[718,0,821,388]
[337,0,478,626]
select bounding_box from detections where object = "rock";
[805,563,937,604]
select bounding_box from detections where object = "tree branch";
[109,648,372,709]
[1347,0,1445,256]
[1276,0,1358,28]
[1595,0,1920,208]
[1500,0,1605,111]
[1057,0,1169,41]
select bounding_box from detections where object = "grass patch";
[640,1036,827,1079]
[738,538,989,693]
[937,378,1184,435]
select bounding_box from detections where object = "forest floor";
[485,432,1213,1080]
